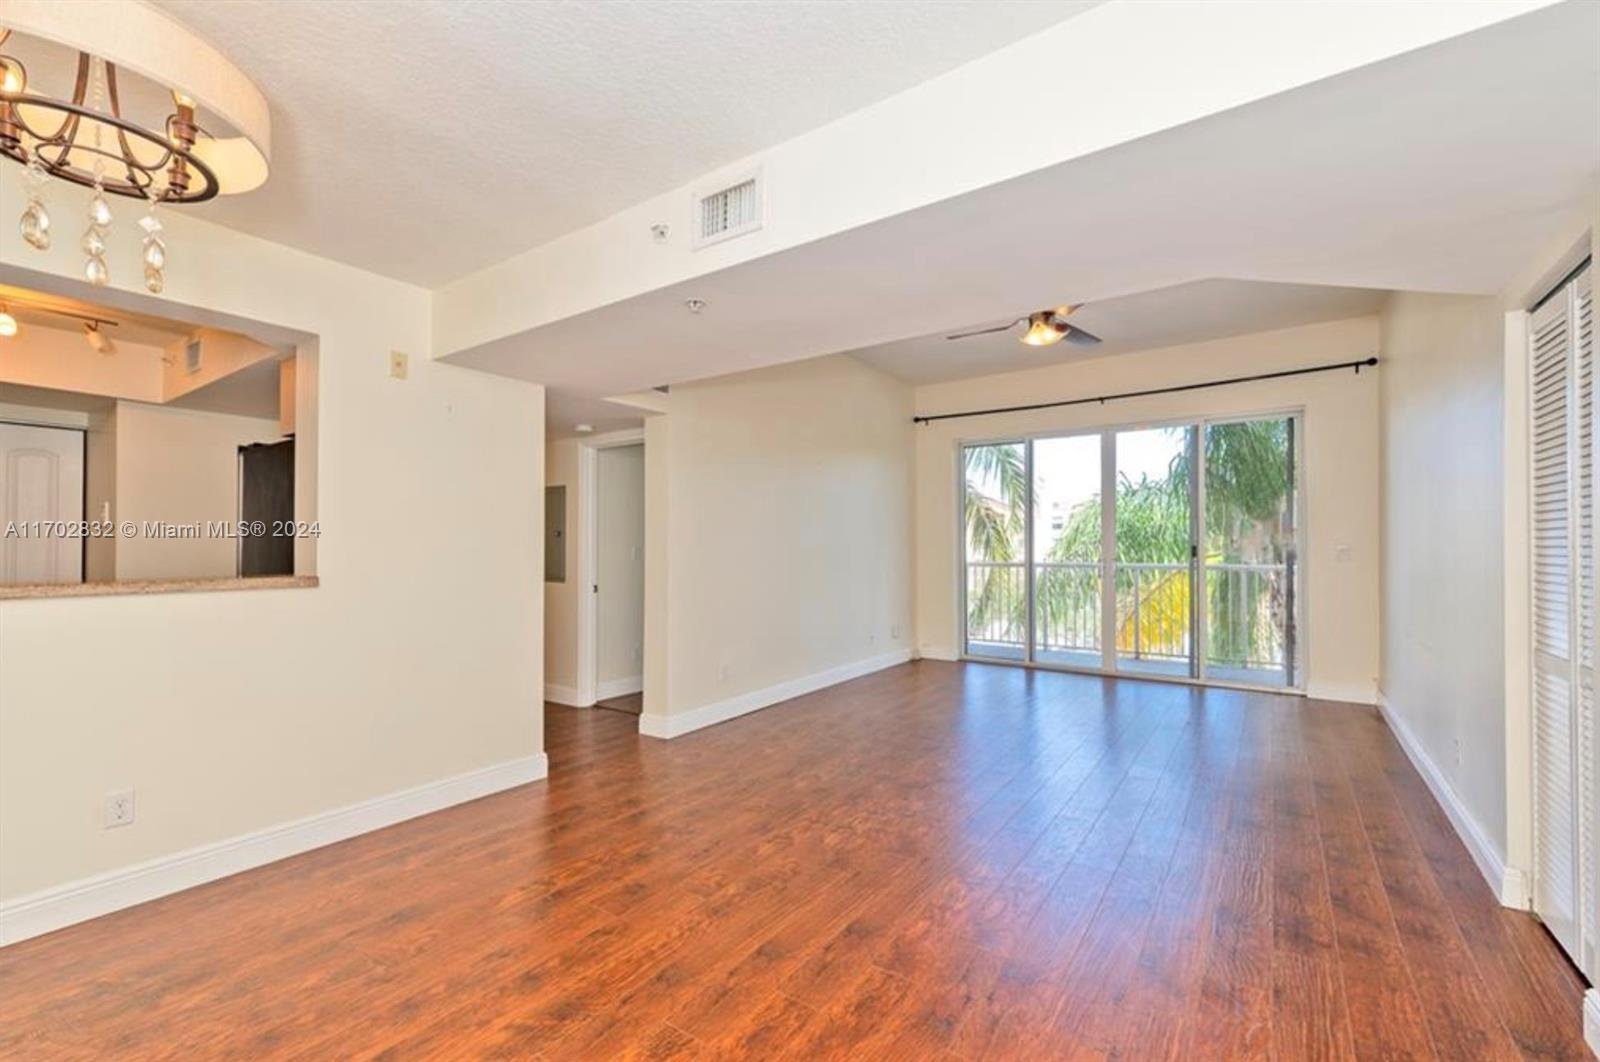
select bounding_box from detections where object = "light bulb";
[0,309,16,338]
[1020,313,1065,347]
[0,60,24,96]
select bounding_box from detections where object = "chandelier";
[0,1,270,294]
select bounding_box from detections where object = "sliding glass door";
[962,441,1027,660]
[961,414,1301,689]
[1032,434,1103,669]
[1201,417,1298,686]
[1112,426,1196,677]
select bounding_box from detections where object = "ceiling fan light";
[1020,315,1065,346]
[0,309,16,337]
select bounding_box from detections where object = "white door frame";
[575,427,646,707]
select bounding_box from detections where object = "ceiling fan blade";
[946,319,1021,341]
[1063,325,1102,346]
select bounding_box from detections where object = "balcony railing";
[964,559,1292,681]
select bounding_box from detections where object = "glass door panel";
[1031,434,1102,668]
[1112,426,1195,676]
[1202,416,1298,687]
[962,442,1027,660]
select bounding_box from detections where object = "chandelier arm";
[104,63,146,189]
[0,96,217,201]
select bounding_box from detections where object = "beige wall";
[913,317,1382,703]
[112,401,285,580]
[646,354,914,727]
[0,188,545,913]
[596,444,645,688]
[543,436,580,696]
[1379,292,1509,855]
[0,322,165,402]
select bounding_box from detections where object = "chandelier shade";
[0,0,270,197]
[0,0,271,292]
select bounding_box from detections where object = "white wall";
[596,444,644,690]
[644,354,913,732]
[0,186,545,933]
[1378,291,1509,865]
[913,317,1382,704]
[113,401,283,580]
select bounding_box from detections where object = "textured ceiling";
[447,2,1599,398]
[151,0,1096,286]
[851,280,1389,385]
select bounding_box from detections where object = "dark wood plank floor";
[0,661,1589,1059]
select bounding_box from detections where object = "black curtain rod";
[912,356,1379,425]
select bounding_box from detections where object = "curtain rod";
[911,356,1378,425]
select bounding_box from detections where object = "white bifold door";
[1529,261,1595,978]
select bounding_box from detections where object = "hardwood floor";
[0,661,1589,1059]
[595,691,644,716]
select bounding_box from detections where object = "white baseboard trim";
[1377,695,1523,908]
[1304,680,1378,705]
[1583,989,1599,1059]
[0,752,548,947]
[916,646,959,662]
[596,676,643,701]
[544,683,590,707]
[639,649,913,740]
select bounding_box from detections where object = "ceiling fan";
[946,305,1102,347]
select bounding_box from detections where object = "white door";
[0,422,86,585]
[1529,263,1595,977]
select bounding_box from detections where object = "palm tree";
[963,444,1026,642]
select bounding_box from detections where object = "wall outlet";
[891,624,902,640]
[717,662,729,683]
[389,350,409,379]
[104,789,135,829]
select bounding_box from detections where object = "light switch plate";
[389,350,409,379]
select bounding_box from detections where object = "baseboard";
[1377,695,1523,908]
[596,676,643,701]
[544,683,589,707]
[0,752,548,947]
[917,646,959,662]
[639,649,912,739]
[1584,989,1599,1059]
[1304,680,1378,705]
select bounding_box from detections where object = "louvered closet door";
[1575,266,1595,978]
[1530,263,1594,975]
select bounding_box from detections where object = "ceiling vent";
[184,337,202,374]
[692,167,763,249]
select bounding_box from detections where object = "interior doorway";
[582,435,645,714]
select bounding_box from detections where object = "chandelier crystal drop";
[17,153,48,249]
[139,198,165,293]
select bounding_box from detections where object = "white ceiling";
[169,356,282,419]
[545,389,648,439]
[852,280,1387,385]
[151,0,1096,286]
[449,1,1600,399]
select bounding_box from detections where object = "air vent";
[184,338,202,374]
[692,168,763,249]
